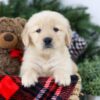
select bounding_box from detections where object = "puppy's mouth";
[43,44,53,49]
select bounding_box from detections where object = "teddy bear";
[0,17,26,75]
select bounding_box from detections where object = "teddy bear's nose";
[4,34,14,41]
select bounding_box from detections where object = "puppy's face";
[22,11,72,52]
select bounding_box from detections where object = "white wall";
[0,0,8,5]
[61,0,100,26]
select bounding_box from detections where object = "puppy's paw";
[21,73,38,87]
[54,73,71,86]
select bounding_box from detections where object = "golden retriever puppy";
[20,11,74,87]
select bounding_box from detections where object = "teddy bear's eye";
[36,29,41,33]
[53,27,59,32]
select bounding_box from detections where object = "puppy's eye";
[36,29,41,33]
[53,27,59,32]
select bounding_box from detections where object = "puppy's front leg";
[53,69,71,86]
[20,62,39,87]
[21,69,38,87]
[53,59,72,86]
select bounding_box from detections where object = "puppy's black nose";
[4,34,14,41]
[43,37,52,45]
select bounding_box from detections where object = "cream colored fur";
[20,11,76,87]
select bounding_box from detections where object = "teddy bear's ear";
[0,17,8,21]
[0,17,6,28]
[0,17,11,25]
[15,17,27,28]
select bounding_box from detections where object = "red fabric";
[10,49,22,61]
[0,75,78,100]
[0,76,19,100]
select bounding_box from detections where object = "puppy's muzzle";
[43,37,53,48]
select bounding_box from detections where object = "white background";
[62,0,100,26]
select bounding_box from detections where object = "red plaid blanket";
[0,75,78,100]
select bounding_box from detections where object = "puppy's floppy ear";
[65,21,72,46]
[21,26,30,47]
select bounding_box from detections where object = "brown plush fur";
[0,17,26,75]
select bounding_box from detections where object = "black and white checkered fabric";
[69,32,87,61]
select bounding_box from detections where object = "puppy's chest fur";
[23,46,72,77]
[34,52,65,76]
